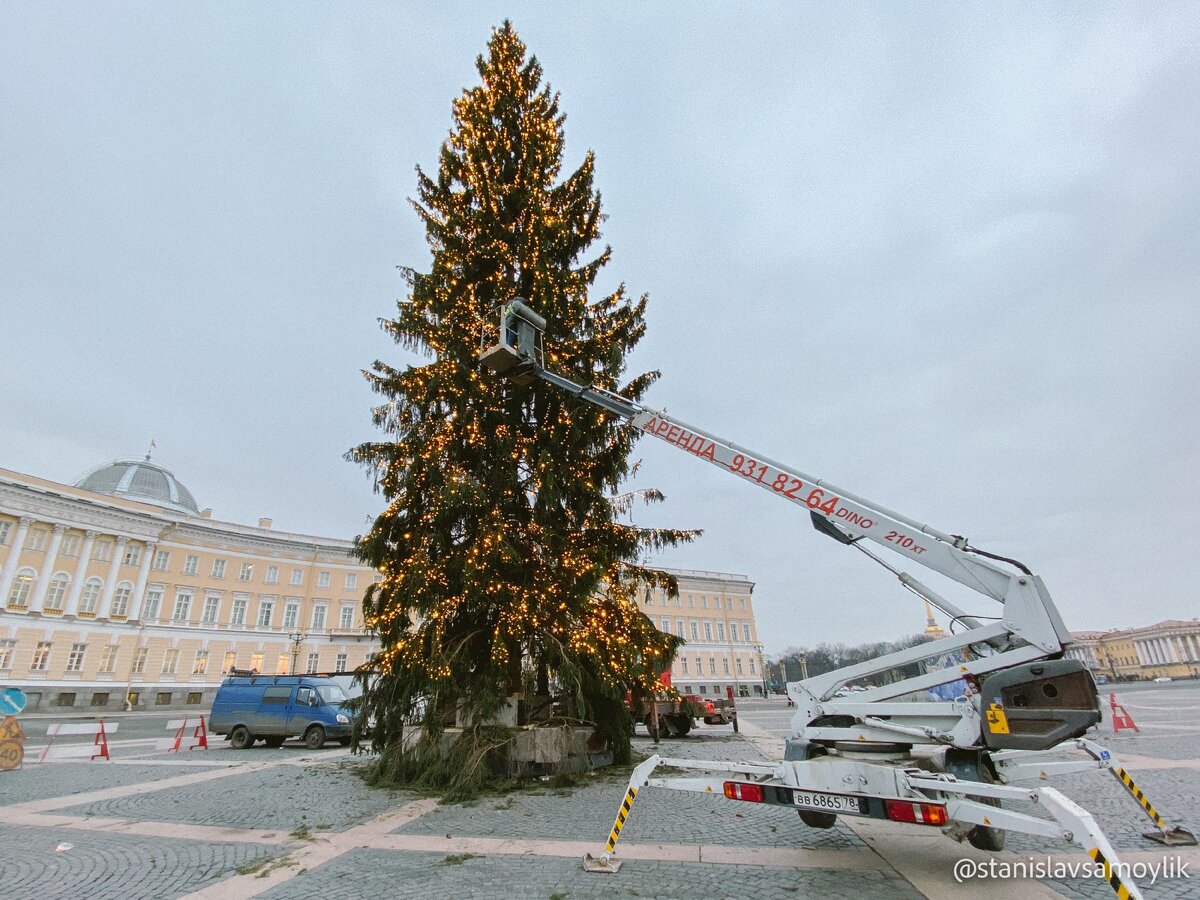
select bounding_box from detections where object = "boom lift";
[479,299,1195,898]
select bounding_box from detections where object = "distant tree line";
[770,633,936,687]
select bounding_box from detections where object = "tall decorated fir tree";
[349,22,694,795]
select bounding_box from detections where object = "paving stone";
[259,848,923,900]
[55,759,411,833]
[0,822,283,900]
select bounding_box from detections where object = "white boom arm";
[530,364,1070,660]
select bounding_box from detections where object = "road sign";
[0,737,24,771]
[0,716,23,741]
[0,687,27,716]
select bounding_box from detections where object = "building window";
[290,568,303,586]
[283,603,299,629]
[78,577,102,614]
[690,621,699,641]
[162,649,180,675]
[266,566,279,585]
[674,594,681,607]
[682,658,689,674]
[31,642,53,671]
[709,658,716,675]
[131,647,148,674]
[211,559,226,579]
[703,622,713,641]
[111,583,133,617]
[239,563,253,582]
[45,575,69,611]
[0,521,10,544]
[61,533,80,557]
[231,597,248,626]
[339,604,354,630]
[257,600,274,628]
[222,651,236,673]
[736,659,743,674]
[183,554,198,576]
[202,594,220,623]
[676,619,685,638]
[740,598,747,611]
[695,657,702,675]
[66,643,87,672]
[275,654,289,675]
[700,596,707,609]
[344,573,357,590]
[723,658,731,675]
[156,692,172,705]
[317,571,330,589]
[99,644,118,673]
[192,651,208,675]
[143,588,163,620]
[8,570,35,608]
[717,622,725,642]
[250,652,263,673]
[335,651,347,673]
[123,545,140,567]
[172,592,192,623]
[93,539,113,562]
[153,549,170,571]
[311,604,327,630]
[91,692,110,707]
[186,692,202,705]
[743,620,751,640]
[729,623,739,642]
[749,658,756,674]
[687,594,694,608]
[55,692,76,707]
[28,527,48,552]
[660,617,670,633]
[0,640,15,670]
[306,651,319,674]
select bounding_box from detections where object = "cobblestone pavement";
[0,696,1196,899]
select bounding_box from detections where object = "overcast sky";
[2,4,1197,654]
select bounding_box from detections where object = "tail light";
[723,781,765,802]
[884,800,948,825]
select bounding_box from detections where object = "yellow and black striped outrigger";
[583,784,639,873]
[1087,845,1136,900]
[1110,765,1197,846]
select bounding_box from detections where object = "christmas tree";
[349,22,695,796]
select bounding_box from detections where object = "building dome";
[74,458,200,515]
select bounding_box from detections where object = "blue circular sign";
[0,687,27,716]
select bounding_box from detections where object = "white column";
[0,516,35,603]
[128,541,156,620]
[1188,634,1200,662]
[29,524,67,613]
[97,536,128,619]
[1157,639,1170,664]
[64,530,98,616]
[1134,642,1149,667]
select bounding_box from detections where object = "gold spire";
[924,600,946,638]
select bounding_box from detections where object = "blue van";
[209,674,354,749]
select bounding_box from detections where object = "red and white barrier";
[39,719,116,763]
[156,715,209,753]
[1110,692,1140,733]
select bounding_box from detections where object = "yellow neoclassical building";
[0,460,379,712]
[1,460,766,710]
[642,571,766,698]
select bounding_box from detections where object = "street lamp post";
[289,631,308,675]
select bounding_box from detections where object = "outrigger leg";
[583,754,662,873]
